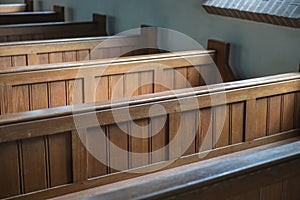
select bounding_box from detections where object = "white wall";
[3,0,300,78]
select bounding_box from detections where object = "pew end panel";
[0,72,299,199]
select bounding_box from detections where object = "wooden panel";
[49,52,63,64]
[48,132,72,187]
[125,73,139,97]
[108,123,129,173]
[63,51,77,62]
[282,93,295,131]
[182,111,197,156]
[0,142,20,198]
[21,137,47,193]
[49,81,67,107]
[268,95,282,135]
[12,55,27,67]
[139,71,154,95]
[174,68,188,89]
[157,69,174,92]
[198,108,213,151]
[231,102,244,144]
[95,76,109,101]
[0,56,12,68]
[169,113,181,159]
[215,105,230,148]
[38,53,49,65]
[66,79,84,105]
[151,115,168,164]
[187,66,201,87]
[285,175,300,200]
[12,85,30,113]
[30,83,48,110]
[256,98,268,138]
[130,119,149,168]
[86,126,107,178]
[77,50,90,61]
[71,130,87,182]
[109,75,124,99]
[261,182,283,200]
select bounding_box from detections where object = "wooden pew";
[0,13,106,42]
[0,0,33,13]
[58,137,300,200]
[0,5,64,25]
[0,72,299,199]
[0,46,234,115]
[0,25,158,68]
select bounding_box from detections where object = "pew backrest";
[0,13,106,42]
[0,5,64,25]
[0,26,157,67]
[0,72,299,199]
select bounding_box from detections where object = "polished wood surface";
[0,72,299,199]
[56,137,300,200]
[0,13,106,42]
[0,6,64,25]
[0,26,158,67]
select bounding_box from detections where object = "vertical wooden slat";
[125,72,139,98]
[67,79,84,105]
[0,56,12,68]
[21,137,47,193]
[256,98,268,138]
[187,66,201,87]
[63,51,77,62]
[174,68,188,89]
[77,50,90,61]
[151,115,168,164]
[215,105,230,148]
[86,126,107,179]
[30,83,48,110]
[0,142,20,198]
[268,95,281,135]
[12,85,30,113]
[49,52,63,64]
[48,81,66,107]
[169,112,181,159]
[108,123,129,173]
[130,119,149,168]
[72,130,87,182]
[182,110,197,156]
[231,102,244,144]
[38,53,49,64]
[48,81,72,187]
[157,69,174,92]
[27,54,39,65]
[261,182,283,200]
[12,55,27,67]
[139,71,154,95]
[109,74,124,100]
[282,93,295,131]
[95,76,109,101]
[245,99,257,141]
[48,132,72,187]
[285,175,300,200]
[198,108,213,152]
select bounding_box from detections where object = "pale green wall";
[3,0,300,78]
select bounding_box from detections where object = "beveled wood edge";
[9,132,300,200]
[0,72,299,127]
